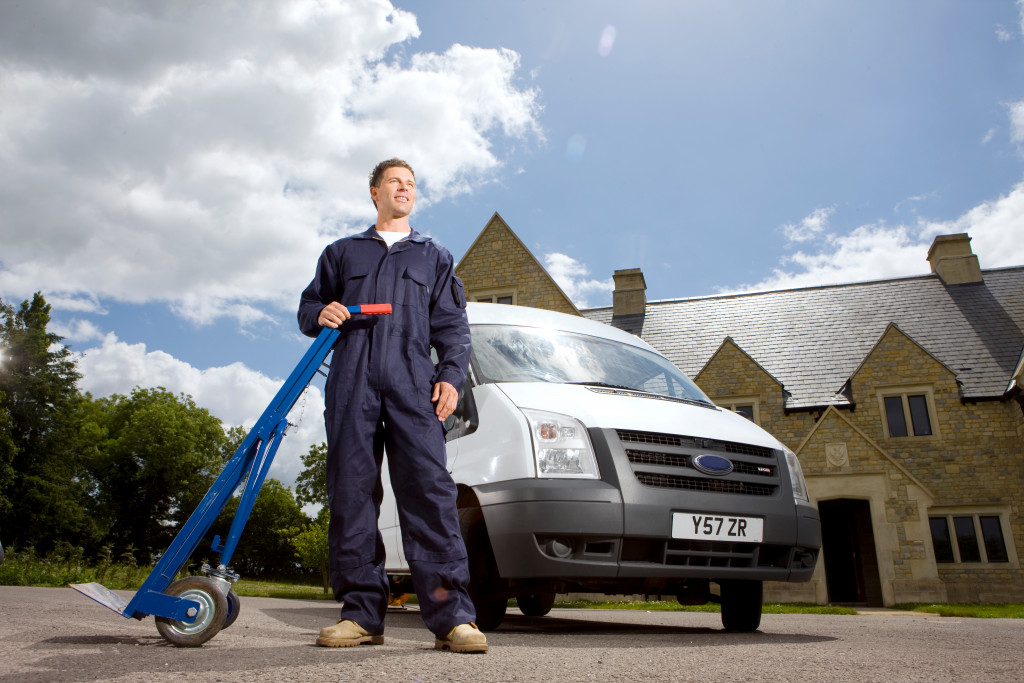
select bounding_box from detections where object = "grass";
[2,548,1021,618]
[892,603,1024,619]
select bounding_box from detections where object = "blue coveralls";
[297,227,475,637]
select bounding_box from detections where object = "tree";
[294,441,327,508]
[211,478,310,577]
[290,515,330,592]
[0,293,98,552]
[89,387,228,563]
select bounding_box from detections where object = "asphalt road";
[1,586,1021,682]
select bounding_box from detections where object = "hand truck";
[71,304,391,646]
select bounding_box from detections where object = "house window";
[877,387,937,438]
[472,289,516,305]
[714,397,760,425]
[929,513,1011,564]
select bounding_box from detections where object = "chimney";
[927,233,983,285]
[613,268,647,317]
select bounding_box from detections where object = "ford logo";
[692,454,733,476]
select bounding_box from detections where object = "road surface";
[1,586,1020,682]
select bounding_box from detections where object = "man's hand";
[432,381,458,422]
[318,302,351,328]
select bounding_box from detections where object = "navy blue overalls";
[297,227,475,637]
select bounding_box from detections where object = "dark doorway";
[818,498,884,606]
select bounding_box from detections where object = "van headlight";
[784,448,809,502]
[521,409,599,479]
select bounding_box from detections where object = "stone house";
[456,218,1024,606]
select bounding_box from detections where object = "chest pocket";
[340,266,371,303]
[395,265,431,311]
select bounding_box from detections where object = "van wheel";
[458,506,507,631]
[720,580,763,632]
[517,591,556,617]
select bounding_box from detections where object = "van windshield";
[470,324,711,403]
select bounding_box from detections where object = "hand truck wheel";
[155,576,228,647]
[222,589,241,629]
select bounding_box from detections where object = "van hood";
[495,382,782,451]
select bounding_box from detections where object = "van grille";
[635,472,776,496]
[617,430,775,459]
[615,429,780,497]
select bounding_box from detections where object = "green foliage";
[211,478,310,577]
[0,293,99,552]
[88,387,229,564]
[0,544,151,589]
[289,516,330,592]
[0,292,321,579]
[294,441,327,508]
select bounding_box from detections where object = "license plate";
[672,512,763,543]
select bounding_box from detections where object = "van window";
[470,324,711,403]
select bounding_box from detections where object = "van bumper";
[473,479,819,584]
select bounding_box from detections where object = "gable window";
[929,513,1011,564]
[877,387,938,438]
[473,289,516,305]
[714,397,760,425]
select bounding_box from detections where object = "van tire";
[458,506,507,631]
[720,579,763,632]
[517,591,556,617]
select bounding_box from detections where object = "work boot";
[316,619,384,647]
[434,622,488,653]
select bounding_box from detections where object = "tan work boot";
[316,619,384,647]
[434,622,488,653]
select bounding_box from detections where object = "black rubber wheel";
[458,506,507,631]
[720,579,763,632]
[517,591,556,617]
[155,576,228,647]
[222,589,241,629]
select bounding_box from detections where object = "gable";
[795,406,933,498]
[849,323,958,395]
[696,337,784,396]
[456,212,580,316]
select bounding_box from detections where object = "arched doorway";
[818,498,884,606]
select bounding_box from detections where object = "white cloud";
[782,207,833,243]
[76,333,326,489]
[1010,101,1024,145]
[52,318,105,343]
[725,180,1024,293]
[995,25,1013,42]
[0,0,541,325]
[544,252,614,308]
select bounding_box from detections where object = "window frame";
[876,385,940,440]
[927,508,1016,567]
[472,288,517,305]
[712,395,761,425]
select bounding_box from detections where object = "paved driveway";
[1,586,1021,682]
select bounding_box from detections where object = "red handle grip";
[346,304,392,315]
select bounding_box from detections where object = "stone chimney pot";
[926,233,983,285]
[613,268,647,316]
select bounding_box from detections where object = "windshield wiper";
[567,381,717,408]
[565,381,638,391]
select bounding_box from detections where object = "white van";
[380,303,820,632]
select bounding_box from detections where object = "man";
[297,158,486,653]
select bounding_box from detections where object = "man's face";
[371,166,416,219]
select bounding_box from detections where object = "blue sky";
[2,1,1023,489]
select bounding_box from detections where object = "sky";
[2,0,1024,492]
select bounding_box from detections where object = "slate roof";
[583,267,1024,409]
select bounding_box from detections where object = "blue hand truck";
[71,305,390,646]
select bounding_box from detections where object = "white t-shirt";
[376,230,409,248]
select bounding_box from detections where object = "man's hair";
[369,158,415,191]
